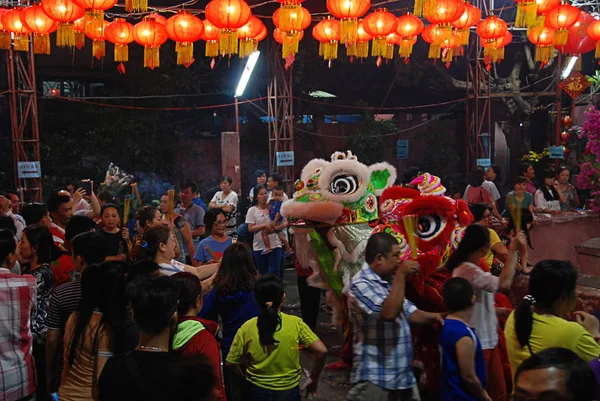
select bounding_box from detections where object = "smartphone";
[77,181,92,196]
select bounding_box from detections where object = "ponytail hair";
[445,224,490,272]
[254,274,284,346]
[514,260,577,349]
[23,224,61,264]
[136,224,171,262]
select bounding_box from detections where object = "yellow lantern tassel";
[535,45,553,64]
[75,31,85,50]
[176,42,193,64]
[85,11,104,36]
[595,42,600,59]
[384,45,394,60]
[414,0,425,17]
[442,47,453,63]
[497,47,505,62]
[205,41,219,57]
[282,38,297,59]
[371,37,386,57]
[319,42,324,56]
[515,0,538,28]
[239,39,254,58]
[428,43,440,59]
[144,46,160,69]
[92,39,105,59]
[323,42,338,60]
[252,40,258,52]
[13,35,29,52]
[399,38,414,58]
[346,43,357,57]
[57,23,75,47]
[133,0,148,12]
[33,34,51,55]
[125,0,133,12]
[340,19,358,44]
[457,28,469,45]
[219,29,238,55]
[114,44,128,62]
[356,41,369,58]
[279,4,302,32]
[553,29,568,45]
[0,31,10,50]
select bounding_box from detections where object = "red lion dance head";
[372,173,473,294]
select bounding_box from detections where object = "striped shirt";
[348,264,417,390]
[46,279,82,392]
[0,268,37,401]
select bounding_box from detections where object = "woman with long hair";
[246,185,286,275]
[58,263,130,400]
[504,260,600,377]
[130,206,161,261]
[534,169,566,214]
[226,274,327,401]
[199,242,261,401]
[446,224,524,401]
[159,194,195,265]
[20,224,59,400]
[556,166,580,211]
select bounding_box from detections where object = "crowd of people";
[0,161,597,401]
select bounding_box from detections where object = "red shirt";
[0,268,37,401]
[51,244,75,286]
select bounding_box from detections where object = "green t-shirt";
[226,312,319,391]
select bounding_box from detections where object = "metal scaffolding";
[6,43,42,202]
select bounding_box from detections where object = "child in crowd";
[440,277,490,401]
[261,186,293,257]
[226,274,327,401]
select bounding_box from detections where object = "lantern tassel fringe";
[144,46,160,69]
[399,41,414,58]
[33,34,51,55]
[428,43,440,59]
[92,40,105,60]
[372,37,386,57]
[535,45,553,64]
[14,35,29,52]
[553,30,568,46]
[279,4,302,32]
[57,23,75,48]
[323,42,338,60]
[0,31,10,50]
[596,42,600,59]
[114,44,129,62]
[85,11,104,36]
[75,31,85,50]
[515,1,537,28]
[340,19,358,45]
[205,41,219,57]
[239,39,254,58]
[176,42,193,65]
[457,29,469,45]
[346,43,356,57]
[219,29,238,55]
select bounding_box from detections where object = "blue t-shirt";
[440,318,487,401]
[194,236,232,263]
[268,200,283,223]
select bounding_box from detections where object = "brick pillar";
[221,131,241,194]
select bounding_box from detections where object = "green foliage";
[346,115,396,165]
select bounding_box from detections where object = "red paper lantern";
[238,16,264,57]
[133,16,168,69]
[451,1,481,44]
[2,8,31,51]
[274,26,304,58]
[347,19,372,58]
[165,11,204,65]
[22,4,57,54]
[200,19,220,57]
[476,15,508,41]
[587,18,600,59]
[483,30,511,62]
[544,2,580,45]
[72,0,116,38]
[422,23,450,58]
[205,0,252,55]
[440,30,461,62]
[41,0,85,47]
[105,17,134,62]
[562,115,573,127]
[555,11,595,57]
[313,17,340,60]
[528,25,555,64]
[274,0,303,47]
[326,0,371,44]
[363,8,397,57]
[395,13,423,57]
[84,19,107,59]
[147,12,167,25]
[0,8,10,50]
[424,0,465,24]
[272,6,310,32]
[383,32,401,59]
[537,0,560,15]
[255,23,267,42]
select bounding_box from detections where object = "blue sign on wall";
[397,140,409,159]
[477,158,492,167]
[549,146,564,159]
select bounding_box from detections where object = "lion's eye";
[417,215,443,240]
[329,175,359,195]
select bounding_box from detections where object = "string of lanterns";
[0,0,597,71]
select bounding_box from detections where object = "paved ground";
[280,266,351,401]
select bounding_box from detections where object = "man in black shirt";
[99,277,217,401]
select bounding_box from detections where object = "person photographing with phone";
[347,232,443,401]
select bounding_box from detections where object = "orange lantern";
[22,3,57,54]
[313,17,341,60]
[395,13,423,57]
[72,0,116,38]
[133,16,168,69]
[238,16,264,58]
[586,18,600,58]
[383,32,401,59]
[440,30,461,62]
[483,30,511,62]
[200,19,220,57]
[0,8,10,50]
[73,16,85,49]
[536,0,560,16]
[544,2,580,45]
[553,11,594,73]
[528,25,555,64]
[421,23,450,58]
[272,6,310,55]
[451,1,481,44]
[84,19,107,59]
[363,8,397,57]
[105,18,134,62]
[275,0,303,41]
[147,12,167,25]
[476,15,508,44]
[326,0,371,44]
[2,8,31,51]
[205,0,252,56]
[274,27,304,58]
[165,11,204,65]
[41,0,85,47]
[424,0,465,41]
